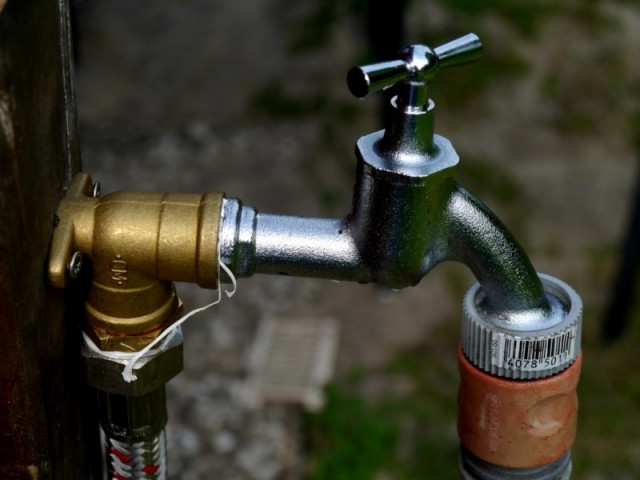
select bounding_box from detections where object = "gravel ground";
[73,1,640,478]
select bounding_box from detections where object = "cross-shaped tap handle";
[347,33,483,101]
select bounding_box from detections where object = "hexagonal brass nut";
[87,300,185,352]
[82,329,183,397]
[88,324,167,352]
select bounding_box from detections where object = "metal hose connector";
[460,274,582,380]
[459,446,572,480]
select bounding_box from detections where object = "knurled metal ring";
[461,273,582,380]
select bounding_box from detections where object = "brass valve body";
[49,173,224,350]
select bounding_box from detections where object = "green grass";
[304,382,398,480]
[305,319,462,479]
[572,302,640,477]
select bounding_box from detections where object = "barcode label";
[490,325,577,373]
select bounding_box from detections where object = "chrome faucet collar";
[379,98,437,162]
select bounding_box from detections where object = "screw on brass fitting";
[48,173,225,350]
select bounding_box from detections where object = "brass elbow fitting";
[49,173,224,350]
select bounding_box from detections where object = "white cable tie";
[121,260,237,382]
[89,260,236,383]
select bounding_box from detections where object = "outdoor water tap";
[220,33,583,477]
[221,33,554,320]
[48,33,582,479]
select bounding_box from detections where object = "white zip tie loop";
[120,261,237,382]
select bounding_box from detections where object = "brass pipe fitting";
[49,173,224,350]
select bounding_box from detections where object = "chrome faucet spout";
[444,184,551,317]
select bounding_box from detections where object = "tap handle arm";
[347,59,408,98]
[433,34,483,70]
[347,33,483,99]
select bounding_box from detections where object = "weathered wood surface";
[0,1,99,478]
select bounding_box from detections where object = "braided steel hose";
[98,389,169,480]
[102,428,167,480]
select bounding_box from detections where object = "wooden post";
[0,1,100,478]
